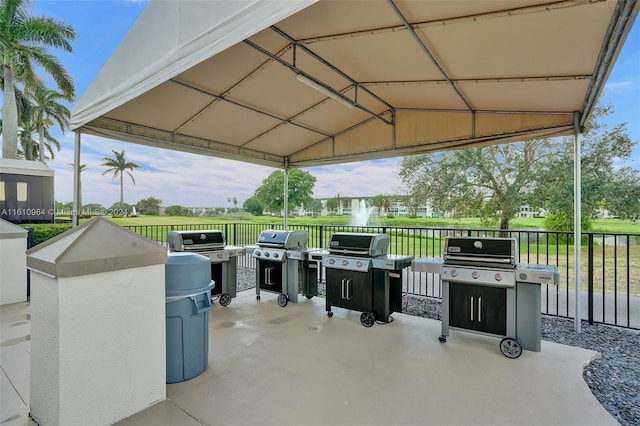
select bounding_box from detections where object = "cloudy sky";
[25,0,640,208]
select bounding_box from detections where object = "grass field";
[102,214,640,233]
[90,214,640,296]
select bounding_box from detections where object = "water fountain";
[349,199,379,226]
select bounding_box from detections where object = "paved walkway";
[1,292,618,426]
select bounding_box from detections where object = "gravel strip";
[235,267,640,426]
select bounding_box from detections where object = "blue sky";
[26,0,640,208]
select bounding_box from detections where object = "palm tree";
[13,116,61,161]
[101,150,142,209]
[69,163,87,212]
[31,86,70,161]
[16,120,38,160]
[0,0,76,159]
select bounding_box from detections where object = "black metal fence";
[125,222,640,330]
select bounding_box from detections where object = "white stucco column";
[27,217,168,425]
[0,218,28,305]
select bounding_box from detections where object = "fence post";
[588,233,594,325]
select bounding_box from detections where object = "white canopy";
[71,0,639,169]
[70,0,638,332]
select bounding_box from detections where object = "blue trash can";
[165,252,215,384]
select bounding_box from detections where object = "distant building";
[515,205,547,218]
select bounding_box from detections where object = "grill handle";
[478,297,482,323]
[329,249,370,256]
[470,296,474,321]
[446,255,513,264]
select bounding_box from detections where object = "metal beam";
[72,131,81,228]
[574,112,582,333]
[387,0,473,111]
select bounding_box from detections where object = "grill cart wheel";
[277,293,288,307]
[438,335,447,343]
[305,294,313,299]
[500,337,522,359]
[219,293,232,307]
[360,312,375,328]
[327,311,334,318]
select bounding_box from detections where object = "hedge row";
[20,223,73,247]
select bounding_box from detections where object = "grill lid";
[443,236,518,267]
[256,229,308,249]
[167,230,225,252]
[327,232,389,257]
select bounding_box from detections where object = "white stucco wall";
[30,265,166,426]
[0,236,27,305]
[29,272,60,424]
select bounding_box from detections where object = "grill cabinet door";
[257,260,283,293]
[449,283,477,330]
[326,269,372,312]
[211,263,222,296]
[449,283,506,335]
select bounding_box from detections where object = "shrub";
[21,224,72,246]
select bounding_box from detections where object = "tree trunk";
[2,65,19,159]
[38,126,45,162]
[499,212,510,237]
[120,173,124,210]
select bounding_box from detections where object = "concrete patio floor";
[1,290,618,426]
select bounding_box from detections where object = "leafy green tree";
[370,194,391,216]
[100,150,142,209]
[254,169,316,215]
[108,202,132,216]
[605,168,640,220]
[534,103,638,230]
[54,200,72,216]
[326,196,340,214]
[1,0,76,159]
[243,196,263,216]
[81,203,104,216]
[136,196,163,212]
[165,205,189,216]
[306,199,323,216]
[400,139,554,230]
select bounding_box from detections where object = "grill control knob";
[265,252,270,258]
[471,271,479,279]
[273,253,279,259]
[342,259,349,266]
[216,253,223,259]
[356,260,363,267]
[255,251,261,257]
[450,268,458,277]
[329,258,335,265]
[495,272,503,281]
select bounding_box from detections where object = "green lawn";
[98,214,640,233]
[77,214,640,296]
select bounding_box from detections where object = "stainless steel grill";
[320,232,413,327]
[167,230,245,306]
[248,230,318,307]
[412,236,558,357]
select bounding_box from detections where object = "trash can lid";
[165,252,215,297]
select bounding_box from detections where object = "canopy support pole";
[573,113,581,333]
[284,158,289,230]
[72,131,81,228]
